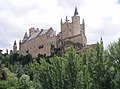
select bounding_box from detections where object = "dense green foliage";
[0,67,19,89]
[0,39,120,89]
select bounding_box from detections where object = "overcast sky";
[0,0,120,53]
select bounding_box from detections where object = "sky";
[0,0,120,53]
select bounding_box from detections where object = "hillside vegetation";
[0,39,120,89]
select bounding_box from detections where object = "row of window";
[21,41,56,53]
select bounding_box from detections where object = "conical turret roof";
[74,6,79,16]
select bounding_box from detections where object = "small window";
[38,45,44,49]
[63,30,65,32]
[26,50,29,53]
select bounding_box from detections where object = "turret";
[60,18,63,32]
[61,18,63,26]
[13,40,17,53]
[6,49,8,54]
[19,39,21,50]
[61,18,63,23]
[100,37,104,50]
[65,16,68,22]
[100,37,103,45]
[29,27,39,36]
[14,40,17,46]
[82,19,85,35]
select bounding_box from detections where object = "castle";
[13,7,101,57]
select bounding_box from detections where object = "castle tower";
[60,15,70,39]
[72,6,81,36]
[65,15,69,37]
[13,40,17,53]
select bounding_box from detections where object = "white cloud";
[80,0,120,46]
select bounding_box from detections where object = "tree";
[0,67,19,89]
[106,39,120,89]
[21,54,33,66]
[63,46,81,89]
[19,74,34,89]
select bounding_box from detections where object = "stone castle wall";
[13,7,87,57]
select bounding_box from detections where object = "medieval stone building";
[13,7,101,57]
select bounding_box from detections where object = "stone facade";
[13,7,88,57]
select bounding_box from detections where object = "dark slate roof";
[23,32,28,41]
[74,7,79,16]
[27,29,49,41]
[22,28,56,42]
[14,40,17,45]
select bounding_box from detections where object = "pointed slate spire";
[82,18,85,25]
[74,6,78,16]
[13,40,17,53]
[23,32,28,41]
[61,18,62,23]
[83,18,84,22]
[82,18,85,26]
[101,37,102,41]
[14,40,17,46]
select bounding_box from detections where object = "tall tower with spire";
[13,40,17,53]
[72,6,81,36]
[60,6,87,46]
